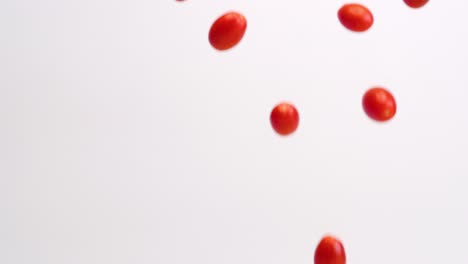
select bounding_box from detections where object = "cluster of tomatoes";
[177,0,428,263]
[202,1,430,137]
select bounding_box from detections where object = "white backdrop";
[1,0,468,263]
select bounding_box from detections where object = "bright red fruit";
[403,0,429,8]
[314,235,346,264]
[362,87,397,122]
[208,11,247,51]
[338,3,374,32]
[270,102,299,136]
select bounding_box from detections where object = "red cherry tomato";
[362,87,397,122]
[403,0,429,8]
[314,235,346,264]
[338,3,373,32]
[208,11,247,51]
[270,102,299,136]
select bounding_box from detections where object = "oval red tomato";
[314,235,346,264]
[403,0,429,8]
[362,87,397,122]
[338,3,374,32]
[208,11,247,51]
[270,102,299,136]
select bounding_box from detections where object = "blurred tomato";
[209,11,247,51]
[404,0,429,8]
[270,102,299,136]
[338,3,373,32]
[314,235,346,264]
[362,87,397,122]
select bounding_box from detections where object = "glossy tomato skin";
[209,12,247,51]
[362,87,397,122]
[314,235,346,264]
[403,0,429,8]
[270,102,299,136]
[338,3,373,32]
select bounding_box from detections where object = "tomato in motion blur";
[209,11,247,51]
[270,102,299,136]
[314,235,346,264]
[404,0,429,8]
[362,87,397,122]
[338,3,374,32]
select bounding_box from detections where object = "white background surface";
[1,0,468,263]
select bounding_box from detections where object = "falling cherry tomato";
[270,102,299,136]
[403,0,429,8]
[208,11,247,51]
[338,3,374,32]
[362,87,397,122]
[314,235,346,264]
